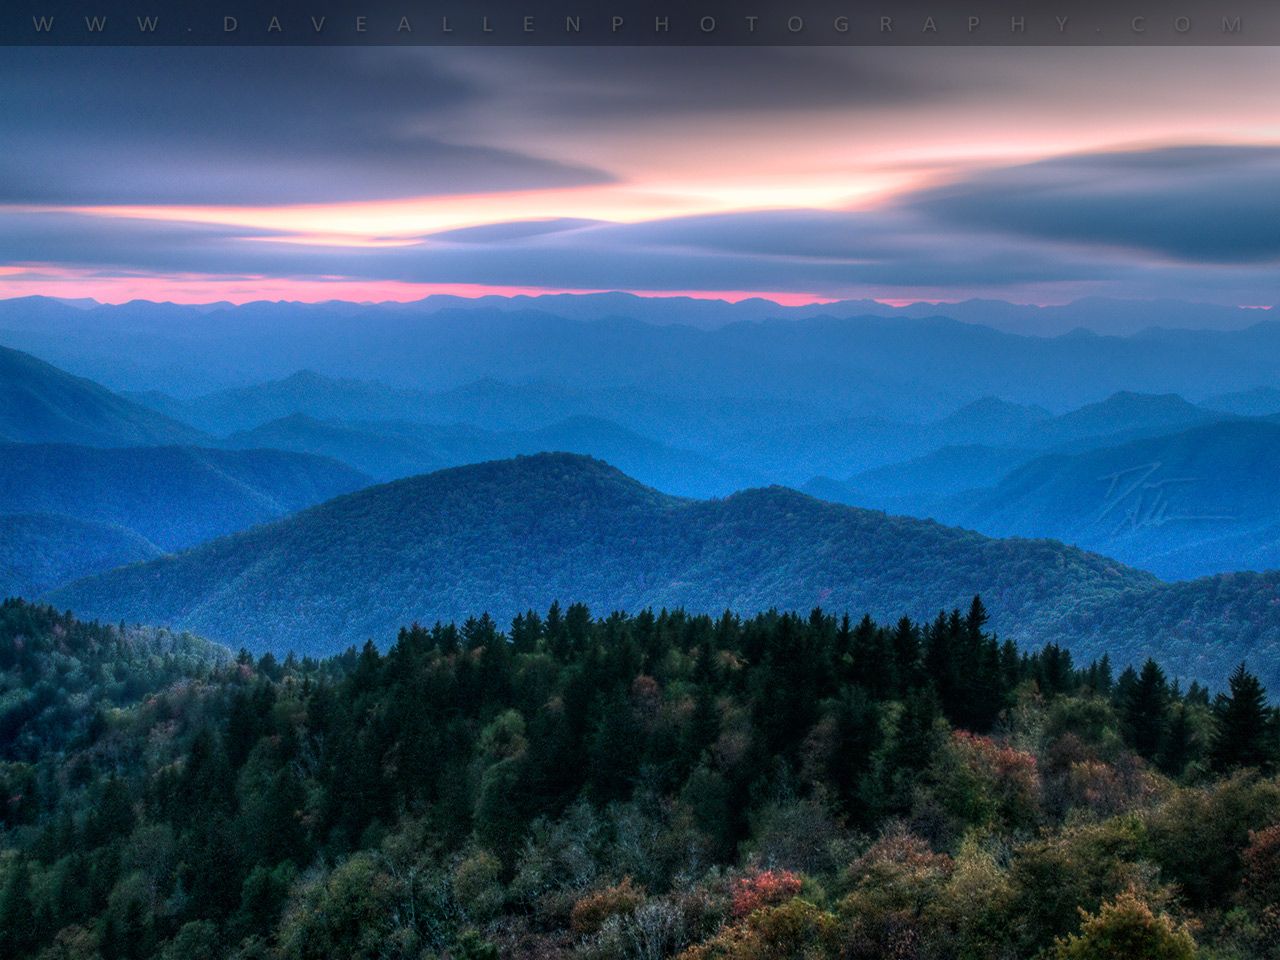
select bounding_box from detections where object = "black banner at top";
[1,0,1276,44]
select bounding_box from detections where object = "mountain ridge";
[0,343,205,447]
[44,451,1205,670]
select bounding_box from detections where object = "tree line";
[1,597,1278,959]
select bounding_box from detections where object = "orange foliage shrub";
[1239,823,1280,910]
[938,730,1041,829]
[730,869,803,918]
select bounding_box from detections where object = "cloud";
[0,47,964,208]
[446,47,953,118]
[910,145,1280,264]
[0,206,1126,294]
[0,49,613,204]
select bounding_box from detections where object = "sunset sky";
[2,46,1278,306]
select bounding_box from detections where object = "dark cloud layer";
[1,49,1277,304]
[913,145,1280,264]
[0,49,612,204]
[453,47,953,117]
[1,140,1277,303]
[0,47,965,207]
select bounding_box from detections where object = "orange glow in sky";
[3,48,1278,305]
[0,266,839,307]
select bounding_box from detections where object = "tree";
[1053,889,1197,960]
[1158,704,1195,779]
[1123,660,1169,760]
[1211,663,1276,773]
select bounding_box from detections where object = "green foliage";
[1212,663,1278,773]
[0,597,1274,960]
[1053,889,1199,960]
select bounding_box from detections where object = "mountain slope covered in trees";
[27,452,1204,666]
[0,514,161,599]
[0,344,204,447]
[939,420,1280,579]
[2,598,1277,960]
[50,455,1280,687]
[0,443,370,552]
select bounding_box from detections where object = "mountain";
[130,370,834,458]
[127,370,433,434]
[223,413,754,497]
[0,344,205,446]
[796,392,1234,510]
[49,452,1155,657]
[13,297,1280,419]
[0,514,160,599]
[724,397,1045,485]
[1202,385,1280,417]
[223,414,466,480]
[0,443,370,552]
[1022,391,1226,450]
[933,397,1050,443]
[939,420,1280,579]
[805,445,1035,513]
[1042,570,1280,687]
[516,416,757,497]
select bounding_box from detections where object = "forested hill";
[939,420,1280,579]
[0,514,161,599]
[0,599,227,761]
[2,598,1278,960]
[0,442,371,552]
[40,450,1209,669]
[0,344,203,447]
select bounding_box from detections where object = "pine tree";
[1158,702,1194,778]
[1123,659,1169,760]
[1211,663,1276,772]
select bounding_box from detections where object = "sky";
[0,46,1278,306]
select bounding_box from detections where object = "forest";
[2,597,1279,959]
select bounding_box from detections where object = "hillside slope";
[941,420,1280,579]
[0,443,370,551]
[0,514,161,599]
[1021,391,1225,451]
[0,344,204,446]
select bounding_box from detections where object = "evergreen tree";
[1123,659,1170,760]
[1211,663,1276,772]
[1158,703,1194,778]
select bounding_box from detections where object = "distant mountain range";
[805,445,1036,514]
[127,372,1247,488]
[786,392,1233,490]
[7,338,1280,585]
[5,297,1280,420]
[223,412,755,496]
[6,322,1280,680]
[1027,391,1224,451]
[1202,386,1280,417]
